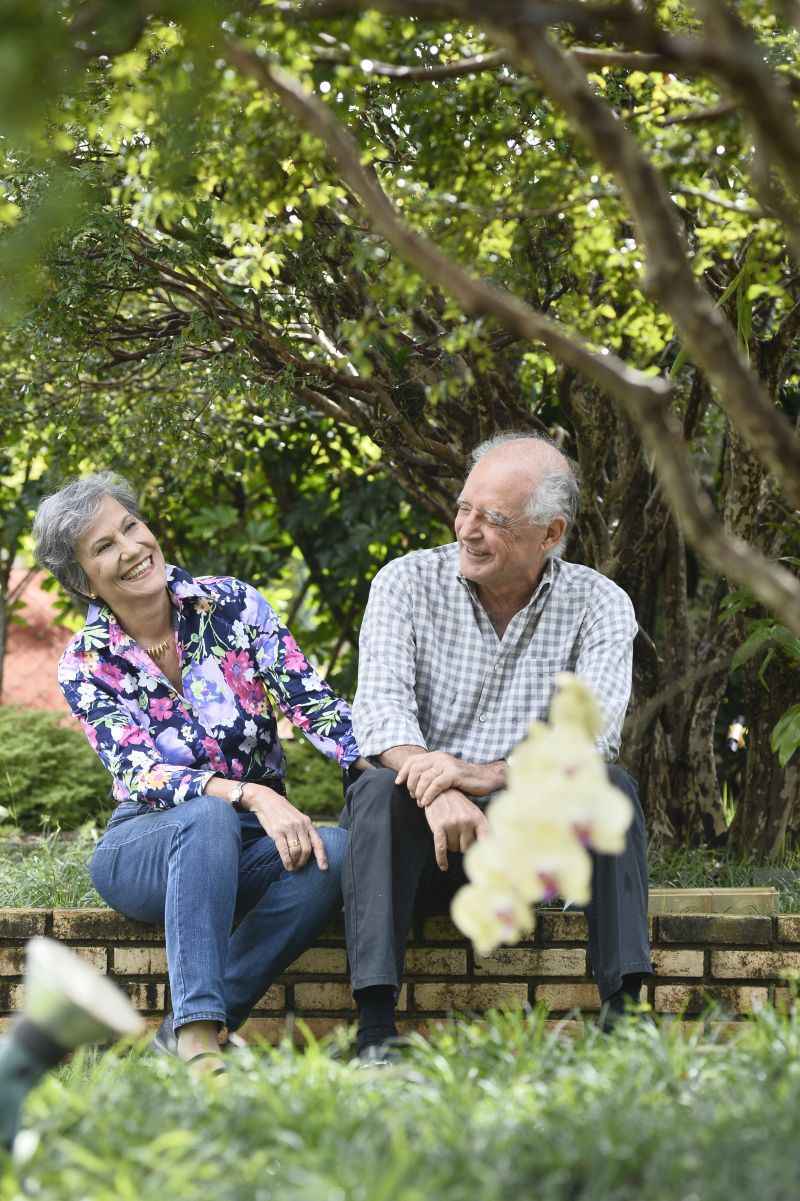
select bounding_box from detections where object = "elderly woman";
[34,472,366,1074]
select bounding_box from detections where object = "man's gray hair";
[33,472,141,603]
[469,431,580,557]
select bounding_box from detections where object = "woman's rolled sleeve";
[245,585,360,768]
[59,668,214,808]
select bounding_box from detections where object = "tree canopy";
[1,0,799,850]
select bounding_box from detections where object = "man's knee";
[344,766,423,833]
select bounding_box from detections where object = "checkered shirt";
[352,543,637,768]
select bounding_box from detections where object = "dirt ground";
[2,570,74,711]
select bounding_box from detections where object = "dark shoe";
[356,1036,410,1068]
[150,1013,177,1057]
[598,993,653,1033]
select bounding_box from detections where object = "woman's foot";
[176,1021,226,1077]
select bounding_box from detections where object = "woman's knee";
[182,793,242,841]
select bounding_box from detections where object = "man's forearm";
[383,748,507,799]
[378,744,429,772]
[466,759,507,796]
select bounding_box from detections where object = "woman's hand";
[245,785,328,872]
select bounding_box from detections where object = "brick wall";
[2,908,798,1040]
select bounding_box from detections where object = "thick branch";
[223,39,800,634]
[492,28,800,509]
[223,43,673,418]
[313,46,507,79]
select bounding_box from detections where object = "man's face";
[454,456,562,596]
[76,494,167,610]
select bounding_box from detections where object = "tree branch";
[223,42,673,416]
[223,39,800,635]
[489,25,800,509]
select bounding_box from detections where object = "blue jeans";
[90,795,347,1032]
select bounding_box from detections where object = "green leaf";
[771,704,800,768]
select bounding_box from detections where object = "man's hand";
[424,789,489,871]
[245,785,328,872]
[395,751,505,807]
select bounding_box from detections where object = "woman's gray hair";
[33,472,141,603]
[469,431,580,558]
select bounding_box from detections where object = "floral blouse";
[58,565,360,811]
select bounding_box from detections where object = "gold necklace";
[145,635,172,660]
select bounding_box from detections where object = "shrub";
[283,735,344,817]
[0,708,344,833]
[0,707,112,831]
[10,1009,800,1201]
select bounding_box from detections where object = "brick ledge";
[1,908,797,1038]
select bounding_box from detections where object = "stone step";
[648,887,777,916]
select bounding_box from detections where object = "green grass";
[4,832,800,913]
[0,829,104,909]
[5,1010,800,1201]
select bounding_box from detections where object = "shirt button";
[479,714,487,723]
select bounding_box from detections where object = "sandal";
[185,1050,227,1077]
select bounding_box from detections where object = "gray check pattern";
[352,543,637,768]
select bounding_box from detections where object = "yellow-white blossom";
[451,674,633,955]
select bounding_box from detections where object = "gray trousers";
[340,764,652,1003]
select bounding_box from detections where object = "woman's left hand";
[244,784,328,872]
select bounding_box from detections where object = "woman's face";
[75,494,167,610]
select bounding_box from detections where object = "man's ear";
[543,516,567,550]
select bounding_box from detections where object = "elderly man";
[342,432,652,1060]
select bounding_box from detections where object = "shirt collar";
[84,564,215,654]
[457,552,559,612]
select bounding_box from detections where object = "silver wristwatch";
[230,783,247,811]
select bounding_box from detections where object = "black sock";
[606,974,646,1015]
[354,985,397,1053]
[622,973,646,1002]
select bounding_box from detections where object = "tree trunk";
[728,655,800,856]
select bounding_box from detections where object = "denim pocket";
[106,801,149,829]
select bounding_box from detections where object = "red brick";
[654,984,768,1014]
[776,917,800,943]
[293,982,355,1011]
[0,910,48,938]
[112,947,167,975]
[0,981,23,1011]
[536,983,601,1010]
[286,948,347,974]
[124,981,167,1011]
[414,982,527,1011]
[537,911,588,942]
[711,949,800,979]
[0,948,26,976]
[773,987,796,1013]
[405,947,467,975]
[659,915,772,945]
[252,985,285,1012]
[421,916,463,941]
[651,949,705,978]
[475,948,586,977]
[52,909,161,941]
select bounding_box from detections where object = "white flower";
[137,672,158,692]
[450,674,633,956]
[243,719,257,738]
[231,620,251,651]
[78,682,96,710]
[128,750,154,771]
[451,882,532,957]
